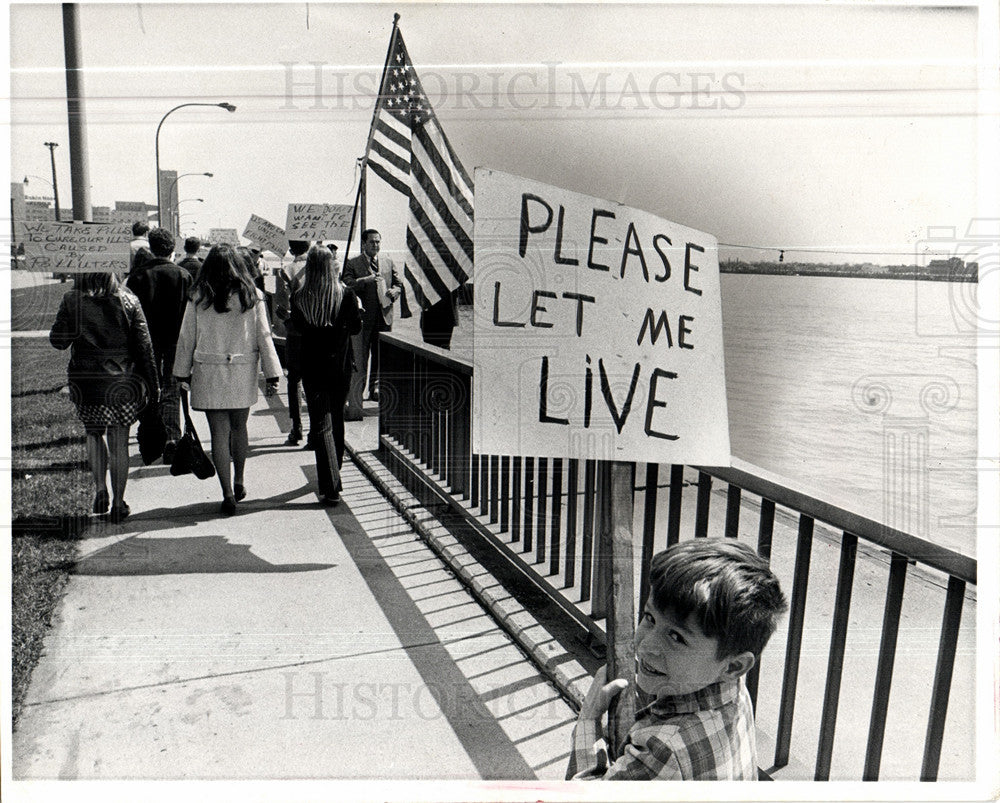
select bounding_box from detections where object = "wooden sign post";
[600,460,638,756]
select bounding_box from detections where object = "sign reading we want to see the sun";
[472,168,730,466]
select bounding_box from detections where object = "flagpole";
[345,12,401,262]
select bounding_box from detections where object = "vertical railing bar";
[694,471,712,538]
[580,459,596,603]
[590,461,610,619]
[667,464,684,546]
[479,454,489,517]
[758,498,776,560]
[724,485,742,538]
[815,531,859,781]
[536,458,549,565]
[470,448,480,509]
[564,459,579,590]
[550,458,563,577]
[639,462,659,613]
[499,455,510,533]
[920,576,966,782]
[510,456,522,544]
[523,457,535,554]
[862,552,909,781]
[774,514,814,769]
[489,455,500,524]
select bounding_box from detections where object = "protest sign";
[243,214,288,257]
[208,228,240,246]
[472,168,730,465]
[17,220,130,273]
[285,203,353,241]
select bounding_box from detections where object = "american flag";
[365,27,474,308]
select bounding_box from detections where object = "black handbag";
[137,403,167,465]
[170,390,216,480]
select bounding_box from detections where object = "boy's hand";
[579,665,629,720]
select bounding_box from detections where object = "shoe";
[234,483,247,502]
[285,426,302,446]
[321,492,340,507]
[367,390,380,402]
[220,497,237,516]
[162,440,178,465]
[343,412,363,422]
[303,434,316,451]
[93,489,110,515]
[108,502,130,524]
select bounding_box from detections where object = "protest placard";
[208,228,240,246]
[243,214,288,257]
[17,220,130,273]
[285,203,353,241]
[472,168,730,465]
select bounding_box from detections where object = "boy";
[568,539,787,780]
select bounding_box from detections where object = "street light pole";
[166,172,212,235]
[44,142,60,221]
[155,102,235,227]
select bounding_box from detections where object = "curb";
[346,444,592,711]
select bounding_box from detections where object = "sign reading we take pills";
[472,168,730,466]
[17,220,130,273]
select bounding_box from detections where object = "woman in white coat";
[173,245,282,514]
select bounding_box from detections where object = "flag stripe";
[406,225,453,304]
[369,134,409,177]
[410,156,474,266]
[415,120,473,217]
[367,160,409,197]
[409,199,468,288]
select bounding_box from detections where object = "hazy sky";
[7,1,990,265]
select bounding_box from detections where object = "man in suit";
[125,227,192,463]
[342,229,401,420]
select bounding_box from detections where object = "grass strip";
[11,334,92,728]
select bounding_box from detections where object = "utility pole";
[43,142,61,221]
[62,3,92,222]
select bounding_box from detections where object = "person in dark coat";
[50,272,159,523]
[177,236,204,278]
[419,289,460,350]
[125,227,192,462]
[289,246,362,505]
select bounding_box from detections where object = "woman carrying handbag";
[173,245,282,515]
[50,271,159,523]
[289,245,362,505]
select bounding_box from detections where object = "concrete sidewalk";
[12,390,578,782]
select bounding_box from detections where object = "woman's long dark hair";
[191,244,258,313]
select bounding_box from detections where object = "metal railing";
[376,332,977,781]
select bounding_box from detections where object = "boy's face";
[634,600,734,697]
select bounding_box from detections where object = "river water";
[394,274,979,557]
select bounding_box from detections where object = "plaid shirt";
[568,677,758,780]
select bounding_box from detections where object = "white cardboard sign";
[285,203,353,241]
[243,214,288,257]
[208,228,241,246]
[17,220,130,273]
[472,168,730,465]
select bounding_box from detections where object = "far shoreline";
[720,260,978,282]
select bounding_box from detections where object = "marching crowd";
[49,221,397,519]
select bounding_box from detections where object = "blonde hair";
[293,245,344,326]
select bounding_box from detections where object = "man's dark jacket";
[126,257,193,356]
